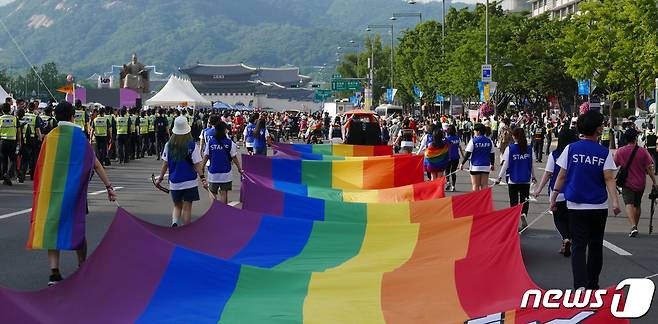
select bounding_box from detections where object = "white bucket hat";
[172,116,191,135]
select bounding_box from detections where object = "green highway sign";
[314,89,333,102]
[332,79,361,91]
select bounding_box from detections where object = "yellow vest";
[602,127,611,141]
[148,115,156,132]
[74,109,86,129]
[0,115,18,140]
[116,116,129,135]
[128,115,137,133]
[139,117,148,134]
[22,112,38,138]
[94,116,109,137]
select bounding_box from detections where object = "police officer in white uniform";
[550,110,621,290]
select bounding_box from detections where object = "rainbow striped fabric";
[272,143,392,157]
[1,201,624,323]
[424,143,450,172]
[244,173,445,203]
[27,124,95,250]
[241,179,489,222]
[243,154,424,190]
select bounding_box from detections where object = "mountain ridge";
[0,0,472,77]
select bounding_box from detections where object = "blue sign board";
[578,80,590,95]
[413,85,424,98]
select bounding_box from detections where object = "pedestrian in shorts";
[202,121,244,204]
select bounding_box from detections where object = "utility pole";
[442,0,446,55]
[484,0,490,64]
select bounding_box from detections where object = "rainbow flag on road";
[1,203,625,323]
[240,179,488,223]
[273,143,392,157]
[26,124,95,250]
[244,173,445,203]
[243,154,424,190]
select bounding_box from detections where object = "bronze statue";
[120,53,149,93]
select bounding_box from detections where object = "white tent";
[145,75,210,107]
[0,84,11,101]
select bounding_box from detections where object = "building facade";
[500,0,531,12]
[179,63,318,111]
[529,0,582,19]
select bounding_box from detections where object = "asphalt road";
[0,143,656,323]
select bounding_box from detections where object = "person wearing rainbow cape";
[26,101,117,286]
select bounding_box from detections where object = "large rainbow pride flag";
[272,142,392,157]
[4,141,627,323]
[243,154,424,190]
[244,173,445,203]
[241,179,477,222]
[0,202,624,323]
[27,124,95,250]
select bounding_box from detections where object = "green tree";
[562,0,658,108]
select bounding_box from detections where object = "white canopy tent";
[145,75,210,107]
[0,84,11,101]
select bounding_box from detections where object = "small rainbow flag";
[243,154,424,190]
[424,144,450,171]
[272,143,392,157]
[27,124,95,250]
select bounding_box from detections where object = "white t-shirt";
[465,138,496,172]
[162,142,202,190]
[556,145,616,210]
[545,154,564,202]
[203,141,238,183]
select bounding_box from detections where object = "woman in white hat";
[156,116,206,227]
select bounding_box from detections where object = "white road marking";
[228,201,240,207]
[489,178,507,186]
[0,208,32,220]
[646,273,658,279]
[89,186,124,196]
[0,187,124,220]
[603,240,632,256]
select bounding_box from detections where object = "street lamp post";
[366,24,395,89]
[337,40,360,77]
[390,12,423,23]
[484,0,489,64]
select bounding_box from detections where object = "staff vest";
[508,143,533,183]
[148,115,156,132]
[0,115,18,140]
[116,116,129,135]
[471,135,493,167]
[168,141,197,184]
[93,116,109,137]
[601,127,611,141]
[253,128,267,148]
[139,117,148,134]
[208,137,233,174]
[245,123,255,144]
[22,112,37,138]
[563,140,609,205]
[74,109,86,129]
[128,115,137,133]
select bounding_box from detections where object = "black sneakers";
[48,273,63,286]
[172,223,178,228]
[2,176,12,186]
[629,226,639,238]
